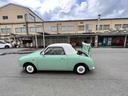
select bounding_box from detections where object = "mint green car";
[18,43,95,75]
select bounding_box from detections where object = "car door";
[38,47,67,70]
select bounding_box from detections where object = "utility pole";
[42,21,45,48]
[95,14,101,47]
[57,22,61,34]
[57,23,59,34]
[97,14,101,31]
[0,23,1,39]
[34,21,38,48]
[24,14,29,35]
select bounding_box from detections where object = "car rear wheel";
[5,45,9,48]
[74,64,87,75]
[24,64,36,74]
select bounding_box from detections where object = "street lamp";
[97,14,101,31]
[57,22,61,34]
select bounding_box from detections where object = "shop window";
[104,25,110,30]
[30,27,42,32]
[0,28,11,33]
[96,25,110,30]
[115,24,122,30]
[61,26,74,31]
[15,27,26,33]
[50,26,57,32]
[122,24,128,30]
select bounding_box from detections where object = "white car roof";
[48,43,77,55]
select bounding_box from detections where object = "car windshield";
[0,41,6,44]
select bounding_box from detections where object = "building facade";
[44,18,128,47]
[0,3,128,48]
[44,18,128,34]
[0,3,44,47]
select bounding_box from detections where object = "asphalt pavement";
[0,48,128,96]
[0,48,38,55]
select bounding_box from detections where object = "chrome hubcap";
[77,66,85,74]
[26,65,34,73]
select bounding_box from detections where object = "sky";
[0,0,128,21]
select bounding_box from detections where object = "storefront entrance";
[98,36,125,47]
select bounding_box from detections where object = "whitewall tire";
[75,65,87,75]
[25,64,36,74]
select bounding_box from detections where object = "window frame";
[15,27,26,33]
[30,27,42,32]
[17,15,23,19]
[3,16,8,20]
[115,24,122,30]
[0,28,11,33]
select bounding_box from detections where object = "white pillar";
[35,35,38,48]
[68,36,70,43]
[95,35,98,47]
[124,35,127,48]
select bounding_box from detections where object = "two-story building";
[0,3,44,47]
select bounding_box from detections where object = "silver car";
[0,41,12,48]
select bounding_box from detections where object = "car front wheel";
[75,64,87,75]
[24,64,36,74]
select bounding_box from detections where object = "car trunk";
[81,42,91,56]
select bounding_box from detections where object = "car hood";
[27,49,42,56]
[20,49,41,59]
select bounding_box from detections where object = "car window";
[44,47,65,55]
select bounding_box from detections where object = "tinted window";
[44,47,65,55]
[3,16,8,20]
[17,15,23,19]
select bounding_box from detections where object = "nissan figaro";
[18,43,95,75]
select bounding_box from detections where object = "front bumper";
[89,66,95,70]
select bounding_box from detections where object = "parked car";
[18,43,95,75]
[0,41,12,48]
